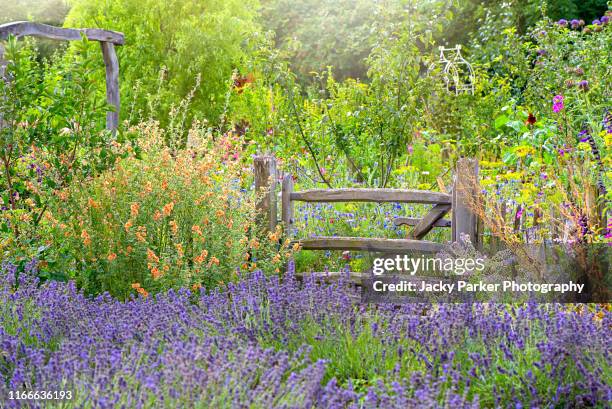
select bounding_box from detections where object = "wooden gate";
[254,156,480,257]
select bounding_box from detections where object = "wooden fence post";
[254,155,277,232]
[281,173,294,232]
[452,158,479,245]
[100,41,120,133]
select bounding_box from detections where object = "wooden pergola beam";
[0,21,124,45]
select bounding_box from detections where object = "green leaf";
[494,115,509,129]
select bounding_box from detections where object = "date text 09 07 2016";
[8,390,73,401]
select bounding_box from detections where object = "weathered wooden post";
[254,155,278,232]
[452,158,479,245]
[281,173,294,233]
[100,42,120,132]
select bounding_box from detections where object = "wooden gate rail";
[290,188,451,204]
[0,21,124,132]
[251,156,480,256]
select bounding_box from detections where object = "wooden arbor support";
[0,21,125,132]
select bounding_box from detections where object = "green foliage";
[0,0,70,24]
[65,0,262,129]
[0,37,117,266]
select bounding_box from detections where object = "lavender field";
[1,261,609,408]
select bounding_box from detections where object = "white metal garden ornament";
[429,45,475,95]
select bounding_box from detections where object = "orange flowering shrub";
[47,122,292,298]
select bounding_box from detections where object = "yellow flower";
[514,145,535,158]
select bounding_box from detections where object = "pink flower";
[552,95,564,113]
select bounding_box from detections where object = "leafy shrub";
[45,122,292,297]
[65,0,261,128]
[0,37,120,268]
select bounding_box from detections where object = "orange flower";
[88,198,100,209]
[216,209,225,218]
[191,283,202,291]
[208,256,220,267]
[136,287,149,297]
[107,253,117,262]
[131,282,141,289]
[153,211,162,221]
[174,243,184,257]
[162,202,174,216]
[124,220,133,232]
[169,220,179,235]
[194,249,208,264]
[81,230,91,246]
[151,266,162,279]
[192,225,203,236]
[136,226,147,242]
[130,202,140,217]
[147,249,160,264]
